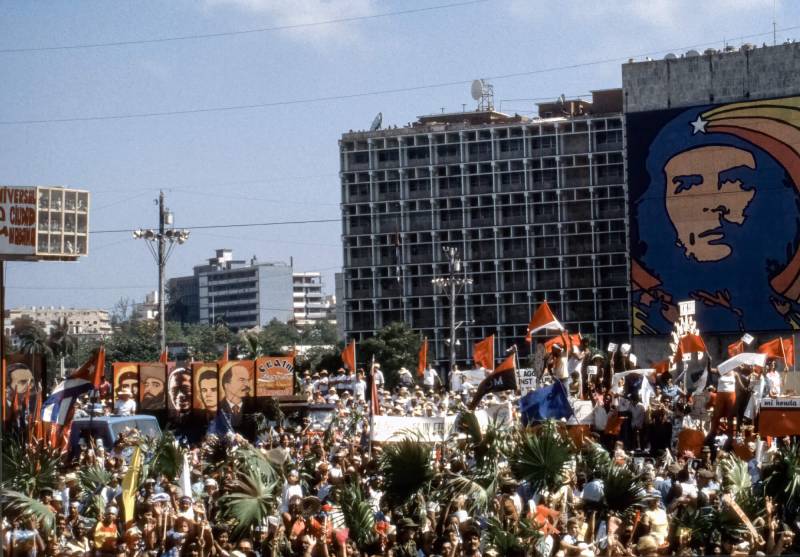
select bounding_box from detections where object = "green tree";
[360,322,421,387]
[257,319,300,355]
[237,331,262,360]
[298,320,339,346]
[299,345,341,372]
[105,320,160,363]
[180,323,236,361]
[15,318,53,388]
[47,318,78,382]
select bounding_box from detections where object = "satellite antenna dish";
[470,79,484,101]
[558,94,566,105]
[370,112,382,131]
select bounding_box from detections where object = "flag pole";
[368,354,375,459]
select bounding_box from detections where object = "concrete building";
[5,306,112,340]
[339,89,628,365]
[293,272,337,327]
[132,290,159,321]
[168,249,294,330]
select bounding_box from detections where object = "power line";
[4,24,799,126]
[0,0,490,54]
[90,217,341,235]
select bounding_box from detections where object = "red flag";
[370,360,381,417]
[341,340,356,371]
[728,340,745,358]
[217,344,229,366]
[159,348,169,364]
[1,358,5,423]
[544,333,582,353]
[417,338,428,377]
[653,360,671,377]
[679,333,707,355]
[473,335,495,371]
[495,353,516,373]
[526,301,564,342]
[72,345,106,387]
[31,391,43,441]
[758,337,795,367]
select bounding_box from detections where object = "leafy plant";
[379,438,434,507]
[1,436,60,495]
[78,465,112,497]
[0,489,56,535]
[141,431,184,481]
[218,468,278,540]
[508,421,572,493]
[763,442,800,518]
[337,481,376,550]
[718,453,751,493]
[601,464,646,516]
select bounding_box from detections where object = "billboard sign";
[628,95,800,334]
[0,186,89,261]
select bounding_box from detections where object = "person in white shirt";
[279,470,304,513]
[548,344,570,391]
[423,366,439,393]
[114,388,137,416]
[372,364,385,390]
[353,372,367,401]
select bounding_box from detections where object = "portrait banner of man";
[628,95,800,335]
[167,366,192,420]
[255,356,295,398]
[113,363,139,403]
[139,363,167,411]
[218,360,254,428]
[192,363,218,417]
[6,353,43,420]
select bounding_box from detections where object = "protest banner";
[255,356,295,397]
[516,368,536,395]
[759,397,800,436]
[371,415,448,443]
[718,353,767,374]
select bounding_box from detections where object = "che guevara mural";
[629,96,800,334]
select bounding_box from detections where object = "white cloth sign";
[516,368,537,395]
[718,353,767,374]
[371,415,449,443]
[566,400,593,425]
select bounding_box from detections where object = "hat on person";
[65,473,78,483]
[637,536,659,552]
[106,506,119,515]
[204,478,218,487]
[396,518,418,530]
[551,343,563,351]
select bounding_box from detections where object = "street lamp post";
[133,191,190,354]
[432,246,472,388]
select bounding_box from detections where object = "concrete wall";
[623,42,800,113]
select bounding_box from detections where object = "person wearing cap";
[642,492,668,546]
[93,507,120,557]
[113,388,136,416]
[393,518,418,557]
[397,367,414,388]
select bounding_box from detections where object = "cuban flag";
[42,376,93,425]
[43,346,105,425]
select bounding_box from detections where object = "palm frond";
[763,443,800,514]
[337,482,376,550]
[440,473,496,516]
[1,489,56,534]
[601,465,646,516]
[145,431,184,481]
[508,421,571,493]
[718,453,751,493]
[484,517,524,556]
[379,438,434,507]
[579,440,612,478]
[78,465,112,496]
[218,468,278,540]
[1,436,61,495]
[232,444,278,486]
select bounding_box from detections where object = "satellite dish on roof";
[370,112,382,131]
[686,49,700,57]
[664,53,677,60]
[471,79,484,101]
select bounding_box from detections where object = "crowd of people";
[3,340,800,557]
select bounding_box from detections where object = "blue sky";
[1,0,797,316]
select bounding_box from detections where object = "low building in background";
[132,290,159,321]
[5,306,112,341]
[293,272,336,328]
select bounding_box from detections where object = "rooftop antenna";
[470,79,494,111]
[370,112,382,131]
[773,0,777,45]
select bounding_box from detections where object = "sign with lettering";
[0,186,36,257]
[255,356,295,397]
[371,415,449,443]
[0,186,89,261]
[760,397,800,409]
[679,300,696,317]
[516,367,537,395]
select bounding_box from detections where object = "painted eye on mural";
[672,174,703,194]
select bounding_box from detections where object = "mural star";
[690,115,708,134]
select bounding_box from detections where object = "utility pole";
[432,246,472,388]
[134,191,190,355]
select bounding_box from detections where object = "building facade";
[293,272,337,327]
[168,249,294,330]
[132,290,159,321]
[339,90,629,365]
[5,306,112,340]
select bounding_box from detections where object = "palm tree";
[238,331,262,360]
[508,421,572,493]
[47,318,78,383]
[16,321,52,389]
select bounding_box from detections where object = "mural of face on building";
[629,96,800,334]
[664,145,756,262]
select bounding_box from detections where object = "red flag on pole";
[217,344,229,366]
[417,337,428,377]
[473,335,495,371]
[1,357,6,423]
[526,301,564,343]
[468,354,517,409]
[728,340,745,358]
[758,337,795,367]
[544,333,582,353]
[159,348,169,364]
[341,340,356,371]
[72,345,106,387]
[370,359,381,417]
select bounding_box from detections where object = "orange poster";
[255,355,295,397]
[113,363,138,403]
